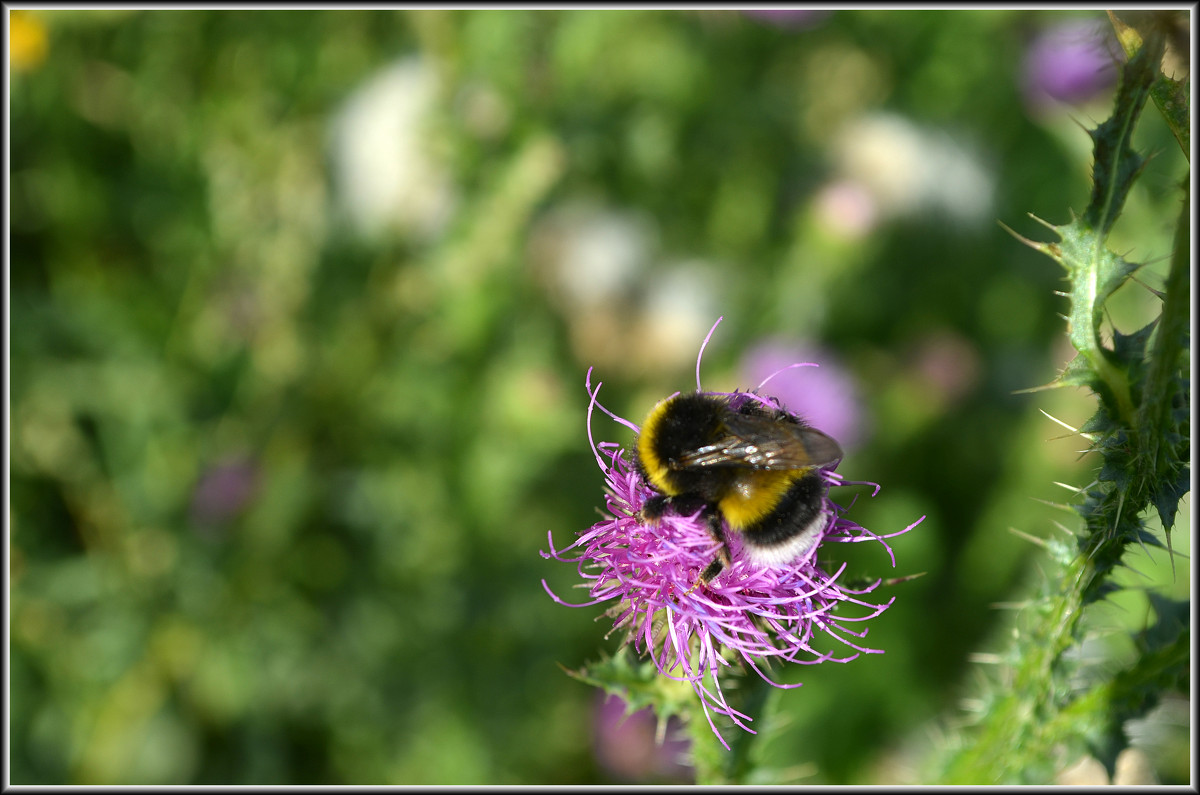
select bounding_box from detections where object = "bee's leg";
[638,493,671,522]
[693,506,732,586]
[639,495,731,591]
[697,557,725,585]
[640,492,706,523]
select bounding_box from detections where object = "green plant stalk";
[1134,177,1190,543]
[940,538,1086,783]
[935,16,1188,784]
[688,667,777,784]
[1108,11,1190,160]
[1071,21,1160,424]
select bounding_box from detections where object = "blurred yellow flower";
[10,11,48,71]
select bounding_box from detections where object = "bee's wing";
[674,413,843,471]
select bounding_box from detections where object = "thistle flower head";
[1021,18,1124,115]
[543,321,922,748]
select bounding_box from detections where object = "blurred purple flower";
[742,10,831,30]
[740,339,866,452]
[543,326,921,749]
[593,693,693,783]
[1022,18,1124,114]
[190,457,259,529]
[912,331,981,407]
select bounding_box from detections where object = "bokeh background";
[8,8,1190,785]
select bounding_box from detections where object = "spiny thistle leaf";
[565,646,694,723]
[1108,10,1191,159]
[1110,319,1157,373]
[1082,24,1160,236]
[1057,352,1103,393]
[1051,219,1140,420]
[1153,464,1189,535]
[1138,592,1188,653]
[1135,185,1191,547]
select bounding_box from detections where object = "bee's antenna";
[696,316,723,392]
[756,361,819,392]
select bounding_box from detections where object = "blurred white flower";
[529,201,721,375]
[530,202,655,311]
[831,112,994,227]
[1056,748,1159,786]
[632,259,722,372]
[330,56,458,240]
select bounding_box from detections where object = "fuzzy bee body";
[634,391,842,583]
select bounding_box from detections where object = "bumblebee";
[634,391,843,584]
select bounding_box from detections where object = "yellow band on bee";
[717,469,802,529]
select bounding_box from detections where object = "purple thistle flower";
[741,10,831,31]
[543,320,922,749]
[740,339,867,452]
[190,456,259,532]
[1021,18,1124,115]
[593,692,693,783]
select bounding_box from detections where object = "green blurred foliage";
[9,9,1188,785]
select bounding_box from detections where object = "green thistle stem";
[933,12,1189,784]
[1134,177,1190,532]
[940,540,1089,783]
[688,669,777,784]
